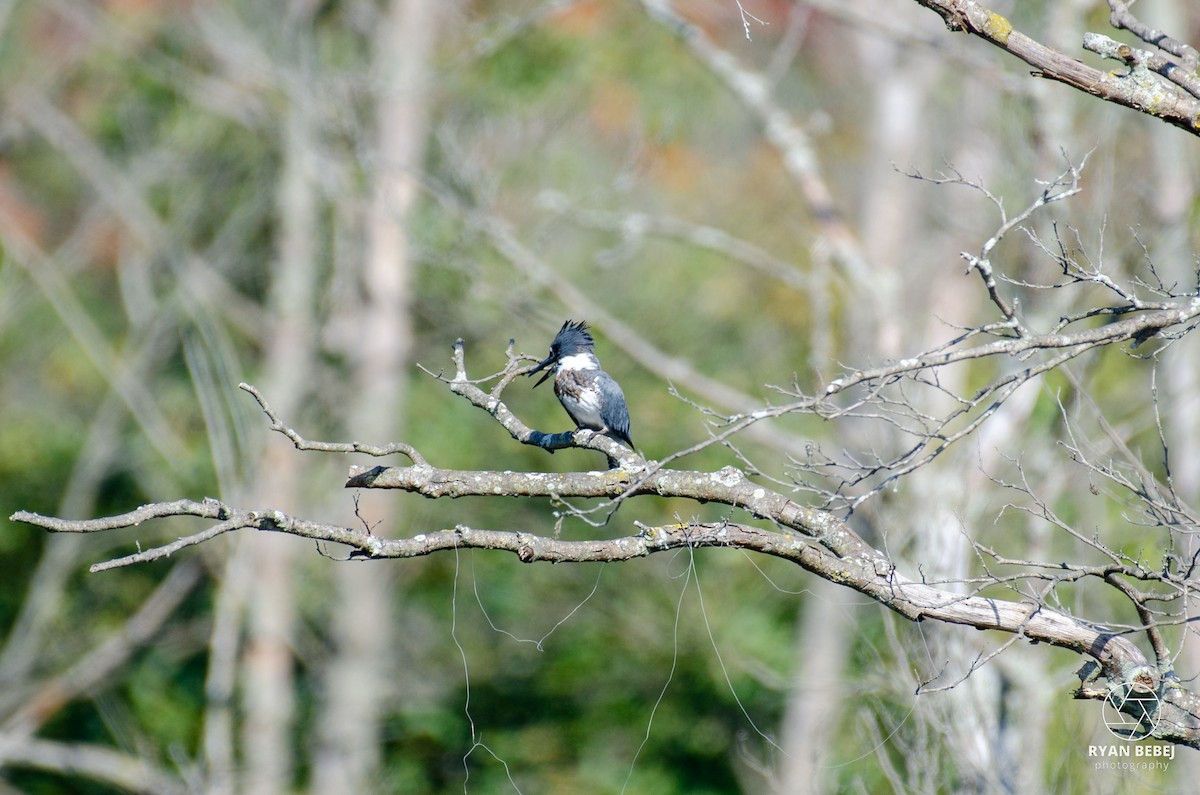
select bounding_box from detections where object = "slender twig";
[239,382,428,464]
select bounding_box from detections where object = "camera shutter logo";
[1102,683,1160,741]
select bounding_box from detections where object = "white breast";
[560,388,604,429]
[556,353,599,372]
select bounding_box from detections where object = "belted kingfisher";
[528,320,633,448]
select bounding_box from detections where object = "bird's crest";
[529,319,599,387]
[550,319,595,356]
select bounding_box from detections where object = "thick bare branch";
[1084,33,1200,102]
[15,476,1200,745]
[912,0,1200,135]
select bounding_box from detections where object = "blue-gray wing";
[597,373,633,447]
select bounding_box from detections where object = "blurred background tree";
[2,1,1199,793]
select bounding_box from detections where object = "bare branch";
[1108,0,1200,72]
[1105,571,1174,676]
[905,154,1087,331]
[239,382,427,464]
[1083,33,1200,102]
[17,476,1200,744]
[912,0,1200,135]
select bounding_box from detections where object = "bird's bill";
[528,355,555,387]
